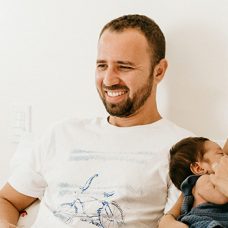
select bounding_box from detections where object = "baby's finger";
[211,162,219,172]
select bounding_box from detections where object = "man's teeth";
[107,91,125,97]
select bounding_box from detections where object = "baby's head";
[169,137,223,190]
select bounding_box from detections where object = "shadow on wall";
[165,23,228,139]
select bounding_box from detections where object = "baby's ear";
[190,162,206,175]
[223,139,228,155]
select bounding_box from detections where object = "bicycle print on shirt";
[52,174,125,228]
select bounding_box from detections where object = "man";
[0,14,192,227]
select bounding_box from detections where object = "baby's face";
[223,139,228,155]
[200,140,224,173]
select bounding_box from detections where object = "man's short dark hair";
[100,14,166,65]
[169,137,209,190]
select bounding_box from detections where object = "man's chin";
[102,99,133,117]
[105,107,133,118]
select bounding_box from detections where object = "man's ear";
[190,162,206,175]
[153,58,168,83]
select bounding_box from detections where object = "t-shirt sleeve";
[8,127,54,199]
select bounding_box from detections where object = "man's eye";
[97,64,107,70]
[119,66,133,71]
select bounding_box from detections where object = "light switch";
[10,103,32,143]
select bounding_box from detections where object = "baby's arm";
[194,174,228,205]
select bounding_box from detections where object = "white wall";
[0,0,227,186]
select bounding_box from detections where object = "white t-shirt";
[9,117,193,228]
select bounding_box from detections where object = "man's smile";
[104,89,128,103]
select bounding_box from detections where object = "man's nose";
[103,68,120,86]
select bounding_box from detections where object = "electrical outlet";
[10,103,32,143]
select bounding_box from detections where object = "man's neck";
[108,111,162,127]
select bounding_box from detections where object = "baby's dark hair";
[169,137,209,190]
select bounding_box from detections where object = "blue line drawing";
[80,174,98,193]
[53,174,124,227]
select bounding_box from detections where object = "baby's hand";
[210,155,228,198]
[223,139,228,155]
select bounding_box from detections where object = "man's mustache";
[102,84,129,91]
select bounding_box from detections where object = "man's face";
[200,140,224,173]
[96,29,155,117]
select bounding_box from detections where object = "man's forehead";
[97,30,150,65]
[98,28,148,48]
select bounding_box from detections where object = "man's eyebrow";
[96,60,137,67]
[96,60,106,64]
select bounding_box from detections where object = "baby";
[169,137,228,227]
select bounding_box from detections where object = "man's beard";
[98,76,154,117]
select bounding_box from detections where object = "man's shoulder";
[158,118,194,137]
